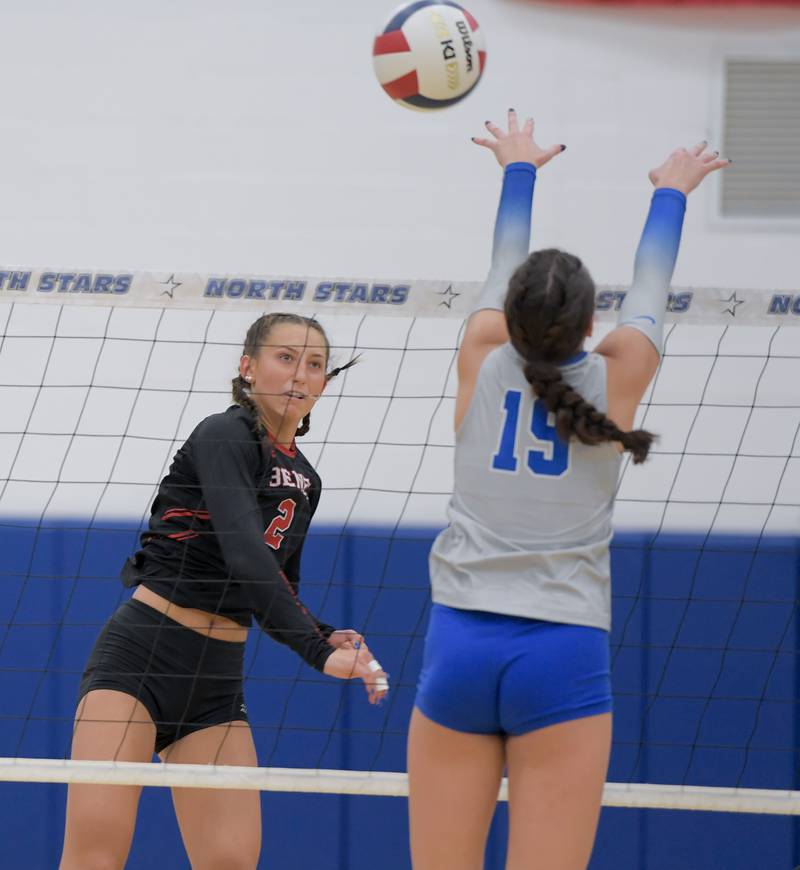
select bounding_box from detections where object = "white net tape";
[0,264,797,326]
[1,759,798,815]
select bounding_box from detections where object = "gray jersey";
[430,344,621,630]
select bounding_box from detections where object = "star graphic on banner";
[437,284,461,309]
[722,291,744,317]
[159,273,182,299]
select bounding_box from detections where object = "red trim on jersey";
[167,530,200,541]
[161,508,210,522]
[383,70,419,100]
[373,30,410,56]
[266,430,297,458]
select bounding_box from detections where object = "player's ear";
[239,354,252,381]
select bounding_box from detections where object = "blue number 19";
[491,389,570,477]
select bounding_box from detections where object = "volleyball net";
[0,269,798,815]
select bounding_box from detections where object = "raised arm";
[596,142,730,430]
[455,109,564,430]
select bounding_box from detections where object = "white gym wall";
[0,0,797,288]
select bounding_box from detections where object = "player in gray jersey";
[407,111,729,870]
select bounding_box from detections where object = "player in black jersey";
[59,313,388,870]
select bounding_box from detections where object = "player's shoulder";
[563,349,605,373]
[294,445,321,510]
[192,405,258,446]
[566,350,607,385]
[294,444,321,484]
[476,341,522,385]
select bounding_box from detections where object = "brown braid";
[232,373,267,438]
[231,313,359,439]
[505,249,655,464]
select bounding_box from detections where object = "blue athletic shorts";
[415,603,612,736]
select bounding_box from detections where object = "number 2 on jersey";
[492,390,570,477]
[264,498,296,549]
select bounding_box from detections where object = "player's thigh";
[162,721,260,870]
[505,713,612,870]
[60,690,156,870]
[407,706,505,870]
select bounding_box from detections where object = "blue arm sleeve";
[617,187,687,355]
[474,162,537,312]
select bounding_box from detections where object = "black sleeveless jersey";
[121,405,334,671]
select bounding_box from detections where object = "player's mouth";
[284,390,306,401]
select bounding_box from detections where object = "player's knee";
[60,846,127,870]
[193,846,259,870]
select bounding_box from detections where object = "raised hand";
[471,108,565,169]
[648,141,731,195]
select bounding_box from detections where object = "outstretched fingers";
[694,140,731,175]
[703,155,732,175]
[472,111,565,169]
[536,142,567,168]
[484,119,506,140]
[472,118,506,155]
[507,107,519,134]
[472,112,531,151]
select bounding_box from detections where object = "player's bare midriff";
[132,585,248,643]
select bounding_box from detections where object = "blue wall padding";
[0,522,797,869]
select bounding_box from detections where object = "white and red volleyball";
[372,1,486,111]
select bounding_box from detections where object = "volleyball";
[372,1,486,111]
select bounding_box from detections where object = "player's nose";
[295,360,315,384]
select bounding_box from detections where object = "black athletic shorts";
[78,598,248,754]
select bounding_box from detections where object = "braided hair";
[231,312,358,439]
[504,249,654,464]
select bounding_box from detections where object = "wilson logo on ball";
[373,1,487,111]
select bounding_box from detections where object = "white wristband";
[367,659,382,673]
[375,677,389,692]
